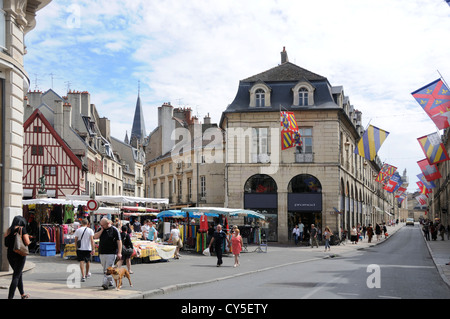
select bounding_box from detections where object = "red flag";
[417,158,442,182]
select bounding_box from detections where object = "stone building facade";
[0,0,51,271]
[219,48,395,243]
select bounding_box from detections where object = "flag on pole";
[411,79,450,130]
[280,111,298,132]
[397,193,407,204]
[416,173,436,190]
[375,163,397,184]
[383,172,402,193]
[281,130,295,150]
[417,181,432,195]
[354,125,389,161]
[417,132,450,164]
[415,194,427,206]
[280,111,300,150]
[417,158,442,182]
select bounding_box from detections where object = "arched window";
[288,174,322,193]
[255,89,265,107]
[292,82,314,106]
[244,174,277,193]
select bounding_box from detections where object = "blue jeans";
[324,239,331,250]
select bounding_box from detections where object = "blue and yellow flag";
[417,132,450,164]
[281,130,295,150]
[354,125,389,161]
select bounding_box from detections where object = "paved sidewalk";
[0,222,448,299]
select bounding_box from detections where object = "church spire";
[130,81,146,148]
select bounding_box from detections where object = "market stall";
[181,207,266,253]
[22,197,89,255]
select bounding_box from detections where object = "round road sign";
[87,199,99,211]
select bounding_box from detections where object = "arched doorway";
[243,174,278,241]
[287,174,322,244]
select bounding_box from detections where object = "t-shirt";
[97,226,121,254]
[74,226,94,251]
[133,221,141,232]
[298,223,304,232]
[148,226,157,241]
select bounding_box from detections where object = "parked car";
[406,218,414,226]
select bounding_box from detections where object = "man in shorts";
[74,219,95,282]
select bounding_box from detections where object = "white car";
[406,218,414,226]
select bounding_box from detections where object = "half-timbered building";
[23,109,84,198]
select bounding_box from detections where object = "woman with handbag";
[3,216,31,299]
[116,225,134,274]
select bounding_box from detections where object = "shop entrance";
[288,212,322,244]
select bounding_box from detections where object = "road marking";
[301,275,344,299]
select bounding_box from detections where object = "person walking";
[116,225,133,274]
[169,224,182,259]
[94,218,122,290]
[231,228,243,267]
[74,219,95,282]
[423,222,430,241]
[362,225,367,239]
[367,224,374,243]
[298,221,304,242]
[3,216,31,299]
[208,224,230,267]
[375,223,382,241]
[350,226,358,244]
[323,226,333,252]
[292,225,300,245]
[310,224,319,248]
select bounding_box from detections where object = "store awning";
[23,198,87,206]
[66,195,169,205]
[181,207,265,219]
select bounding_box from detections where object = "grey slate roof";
[223,61,341,115]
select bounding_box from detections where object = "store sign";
[244,193,277,209]
[288,193,322,211]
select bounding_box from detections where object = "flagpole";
[437,69,450,90]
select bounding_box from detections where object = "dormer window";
[249,82,271,107]
[255,89,265,107]
[298,88,309,106]
[292,82,315,107]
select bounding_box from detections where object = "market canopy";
[121,206,159,216]
[23,197,87,207]
[157,210,219,219]
[181,207,265,219]
[66,195,169,205]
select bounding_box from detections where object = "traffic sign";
[87,199,99,211]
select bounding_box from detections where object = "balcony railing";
[295,152,314,163]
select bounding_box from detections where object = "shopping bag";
[13,227,29,257]
[202,248,210,256]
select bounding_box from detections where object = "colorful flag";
[411,79,450,130]
[280,111,299,150]
[417,158,442,182]
[375,163,397,184]
[417,132,450,164]
[281,130,295,150]
[415,194,428,205]
[280,111,298,132]
[397,193,407,204]
[416,173,436,190]
[383,172,402,193]
[417,181,432,195]
[354,125,389,161]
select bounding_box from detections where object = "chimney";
[98,117,111,141]
[280,46,289,64]
[63,102,72,139]
[81,91,91,118]
[67,91,82,131]
[53,99,64,137]
[204,113,211,125]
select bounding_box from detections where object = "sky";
[24,0,450,194]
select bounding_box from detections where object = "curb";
[422,232,450,289]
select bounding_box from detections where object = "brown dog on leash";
[106,266,133,290]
